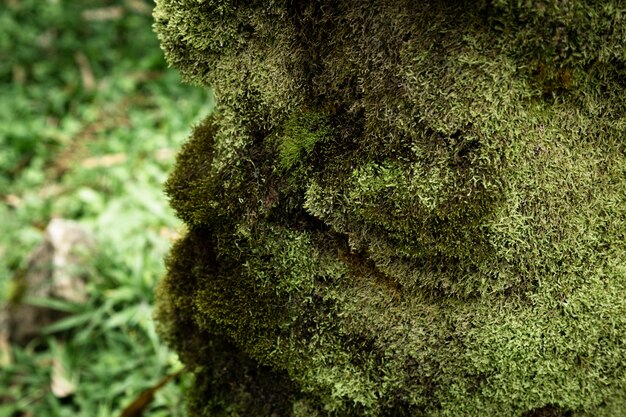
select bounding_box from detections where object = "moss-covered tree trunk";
[153,1,626,416]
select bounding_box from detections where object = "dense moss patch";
[154,1,626,415]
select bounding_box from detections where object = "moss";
[155,0,626,415]
[279,110,331,171]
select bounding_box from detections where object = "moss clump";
[154,1,626,416]
[279,110,331,171]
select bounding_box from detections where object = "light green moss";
[279,110,330,171]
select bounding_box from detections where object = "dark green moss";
[155,0,626,415]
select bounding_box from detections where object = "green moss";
[279,110,330,171]
[154,0,626,415]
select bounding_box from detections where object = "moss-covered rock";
[154,1,626,415]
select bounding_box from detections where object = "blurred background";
[0,0,212,415]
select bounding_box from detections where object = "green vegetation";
[155,1,626,416]
[279,111,331,171]
[0,1,210,415]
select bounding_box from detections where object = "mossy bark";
[154,1,626,416]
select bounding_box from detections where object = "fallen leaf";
[159,227,180,242]
[155,148,175,161]
[6,194,22,208]
[0,309,11,367]
[51,351,76,398]
[126,0,152,15]
[82,153,127,169]
[75,52,96,91]
[121,370,182,417]
[82,6,124,21]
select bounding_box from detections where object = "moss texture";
[154,1,626,415]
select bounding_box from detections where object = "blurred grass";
[0,0,211,415]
